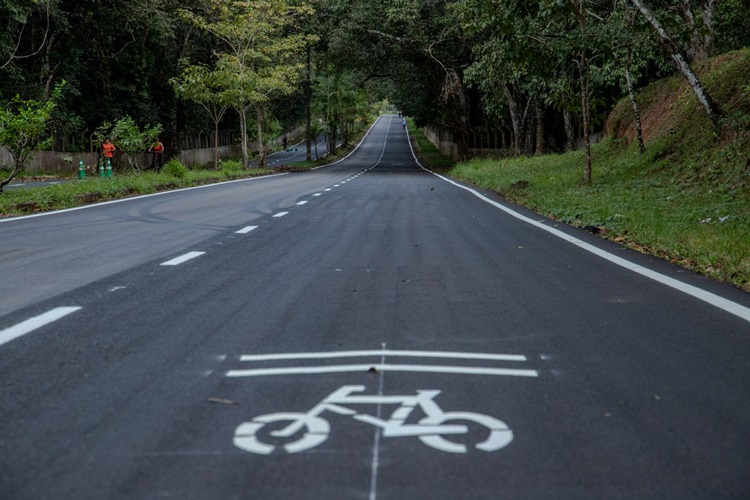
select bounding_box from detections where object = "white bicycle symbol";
[233,385,513,454]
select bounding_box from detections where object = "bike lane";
[214,349,545,499]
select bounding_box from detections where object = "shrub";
[162,159,189,179]
[220,159,244,173]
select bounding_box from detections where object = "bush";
[161,159,189,179]
[220,159,244,173]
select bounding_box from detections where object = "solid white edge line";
[239,350,527,362]
[403,126,750,324]
[0,172,290,223]
[310,116,384,171]
[160,251,206,266]
[226,364,539,378]
[235,226,258,234]
[0,306,82,348]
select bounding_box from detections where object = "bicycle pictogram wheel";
[234,413,330,454]
[417,411,513,453]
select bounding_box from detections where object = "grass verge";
[0,164,276,218]
[449,136,750,291]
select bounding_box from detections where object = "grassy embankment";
[433,50,750,291]
[0,124,371,217]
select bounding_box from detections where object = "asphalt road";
[1,115,749,499]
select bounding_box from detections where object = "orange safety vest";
[103,142,116,158]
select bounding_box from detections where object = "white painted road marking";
[233,385,514,455]
[240,350,527,362]
[235,226,258,234]
[403,128,750,324]
[273,212,289,218]
[0,307,82,348]
[230,349,537,377]
[296,201,308,206]
[227,363,538,378]
[160,251,206,266]
[313,193,322,197]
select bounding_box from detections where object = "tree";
[95,116,163,171]
[179,0,316,168]
[171,63,231,169]
[0,82,62,192]
[628,0,720,125]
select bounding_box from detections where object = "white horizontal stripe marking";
[160,251,205,266]
[226,364,539,378]
[0,307,82,348]
[273,212,289,218]
[235,226,258,234]
[240,350,527,362]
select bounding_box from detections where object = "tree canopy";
[1,0,748,178]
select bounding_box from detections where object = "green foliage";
[161,158,189,179]
[95,116,163,171]
[449,50,750,290]
[0,82,64,192]
[0,168,276,217]
[219,160,244,173]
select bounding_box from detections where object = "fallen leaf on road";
[209,397,240,405]
[368,367,381,374]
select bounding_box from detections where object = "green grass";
[0,119,379,217]
[0,164,276,217]
[449,49,750,291]
[408,120,457,173]
[450,136,750,291]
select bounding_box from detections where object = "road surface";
[1,115,749,499]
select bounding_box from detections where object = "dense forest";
[1,1,749,173]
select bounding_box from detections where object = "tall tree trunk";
[629,0,720,126]
[305,45,312,162]
[502,83,524,156]
[702,0,715,57]
[625,57,645,154]
[238,107,249,168]
[626,46,645,154]
[563,109,576,152]
[213,118,220,169]
[568,0,592,182]
[534,99,545,156]
[580,49,592,184]
[625,2,645,154]
[256,105,266,169]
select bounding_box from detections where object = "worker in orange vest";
[102,138,116,162]
[150,137,164,170]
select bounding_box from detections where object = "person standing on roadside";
[102,138,116,167]
[150,137,165,170]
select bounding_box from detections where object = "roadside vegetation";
[0,118,378,218]
[448,50,750,291]
[0,161,273,217]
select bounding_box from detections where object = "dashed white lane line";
[236,226,258,234]
[313,193,322,196]
[0,307,82,348]
[160,251,206,266]
[324,188,331,192]
[273,212,289,218]
[296,201,308,206]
